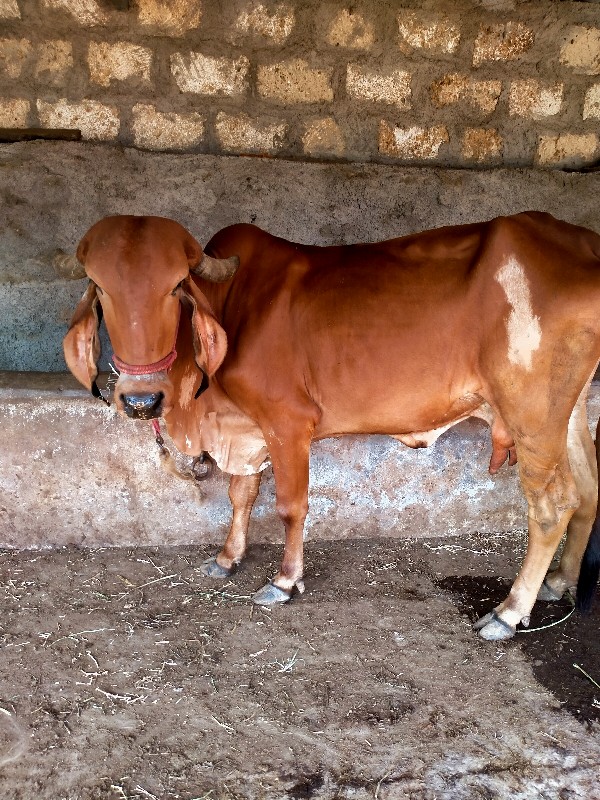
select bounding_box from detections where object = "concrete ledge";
[3,372,600,549]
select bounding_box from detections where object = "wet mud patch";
[438,575,600,725]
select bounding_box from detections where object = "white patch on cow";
[393,421,456,449]
[185,435,192,450]
[241,462,259,475]
[202,410,271,475]
[179,369,196,411]
[495,256,541,370]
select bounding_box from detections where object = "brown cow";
[63,212,600,641]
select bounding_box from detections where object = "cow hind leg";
[475,443,580,640]
[199,472,262,578]
[537,392,597,602]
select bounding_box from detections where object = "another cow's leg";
[538,393,597,601]
[475,440,580,640]
[200,472,262,578]
[252,423,312,605]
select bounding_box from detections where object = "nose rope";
[152,418,167,450]
[112,304,181,376]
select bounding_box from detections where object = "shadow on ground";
[437,574,600,727]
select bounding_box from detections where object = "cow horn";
[193,253,240,283]
[52,250,87,280]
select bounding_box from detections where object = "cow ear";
[182,279,228,377]
[63,282,102,391]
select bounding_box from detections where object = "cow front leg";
[200,472,262,578]
[475,450,579,640]
[252,428,311,605]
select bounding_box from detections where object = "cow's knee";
[526,464,579,534]
[276,498,309,529]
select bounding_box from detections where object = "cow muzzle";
[114,371,174,419]
[112,314,179,419]
[120,391,165,420]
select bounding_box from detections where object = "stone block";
[397,11,460,55]
[36,99,120,141]
[88,41,152,88]
[379,123,449,160]
[0,38,31,79]
[462,128,502,162]
[346,65,411,107]
[302,117,345,157]
[215,111,286,153]
[171,52,249,96]
[584,83,600,120]
[509,80,563,118]
[0,97,29,127]
[258,59,334,103]
[560,27,600,75]
[0,0,20,18]
[234,3,294,44]
[132,104,204,150]
[137,0,201,36]
[327,10,374,50]
[473,22,534,67]
[537,133,599,168]
[35,40,73,83]
[430,73,501,114]
[41,0,108,26]
[469,81,504,115]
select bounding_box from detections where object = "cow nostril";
[120,392,164,419]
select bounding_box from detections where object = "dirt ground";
[0,531,599,800]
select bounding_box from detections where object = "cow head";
[63,215,239,420]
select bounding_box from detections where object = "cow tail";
[576,418,600,613]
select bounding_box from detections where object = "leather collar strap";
[112,304,181,376]
[92,301,110,405]
[92,379,110,406]
[195,369,209,398]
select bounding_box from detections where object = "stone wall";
[1,141,599,372]
[1,0,600,168]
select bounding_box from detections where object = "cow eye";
[171,280,184,296]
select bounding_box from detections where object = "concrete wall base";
[3,372,599,549]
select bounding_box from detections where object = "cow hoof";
[473,610,516,641]
[536,578,565,602]
[199,556,235,579]
[252,581,293,606]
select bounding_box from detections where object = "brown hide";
[64,212,600,640]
